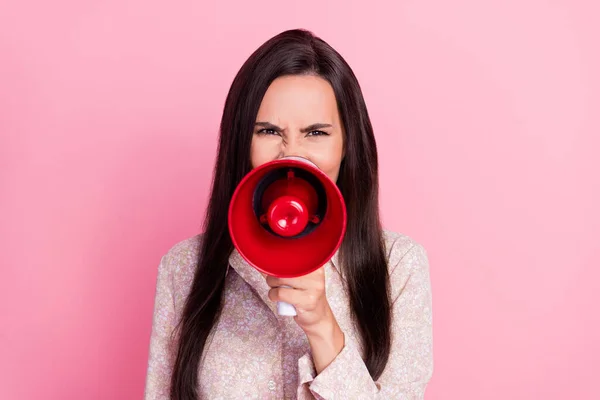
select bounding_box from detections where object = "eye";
[307,130,329,137]
[257,128,279,136]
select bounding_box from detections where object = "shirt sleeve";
[301,243,434,399]
[144,255,177,400]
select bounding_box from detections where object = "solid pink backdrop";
[1,0,598,399]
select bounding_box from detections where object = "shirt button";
[268,380,276,391]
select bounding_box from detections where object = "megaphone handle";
[277,285,297,316]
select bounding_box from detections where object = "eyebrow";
[255,122,333,133]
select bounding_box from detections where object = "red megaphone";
[228,156,347,315]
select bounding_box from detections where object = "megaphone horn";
[228,156,347,316]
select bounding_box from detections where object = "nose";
[280,136,307,160]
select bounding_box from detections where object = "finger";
[265,275,304,289]
[268,287,320,310]
[268,286,304,304]
[265,268,326,289]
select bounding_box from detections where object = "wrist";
[302,309,338,339]
[305,316,345,374]
[304,317,333,339]
[305,317,344,352]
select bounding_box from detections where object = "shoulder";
[381,229,429,268]
[381,229,431,300]
[161,233,204,272]
[158,233,205,301]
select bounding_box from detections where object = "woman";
[144,29,433,399]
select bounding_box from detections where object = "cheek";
[320,160,342,182]
[250,137,279,168]
[309,144,343,181]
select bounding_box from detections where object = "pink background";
[1,0,598,399]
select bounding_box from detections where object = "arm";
[304,243,434,399]
[144,255,177,400]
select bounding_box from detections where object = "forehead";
[256,75,339,125]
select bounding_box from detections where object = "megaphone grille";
[252,167,327,239]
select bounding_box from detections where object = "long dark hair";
[170,29,391,399]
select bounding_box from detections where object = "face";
[250,74,345,183]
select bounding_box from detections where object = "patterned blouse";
[144,230,433,399]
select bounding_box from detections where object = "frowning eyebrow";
[254,122,333,133]
[300,123,333,133]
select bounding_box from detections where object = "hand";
[266,268,345,373]
[265,267,334,333]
